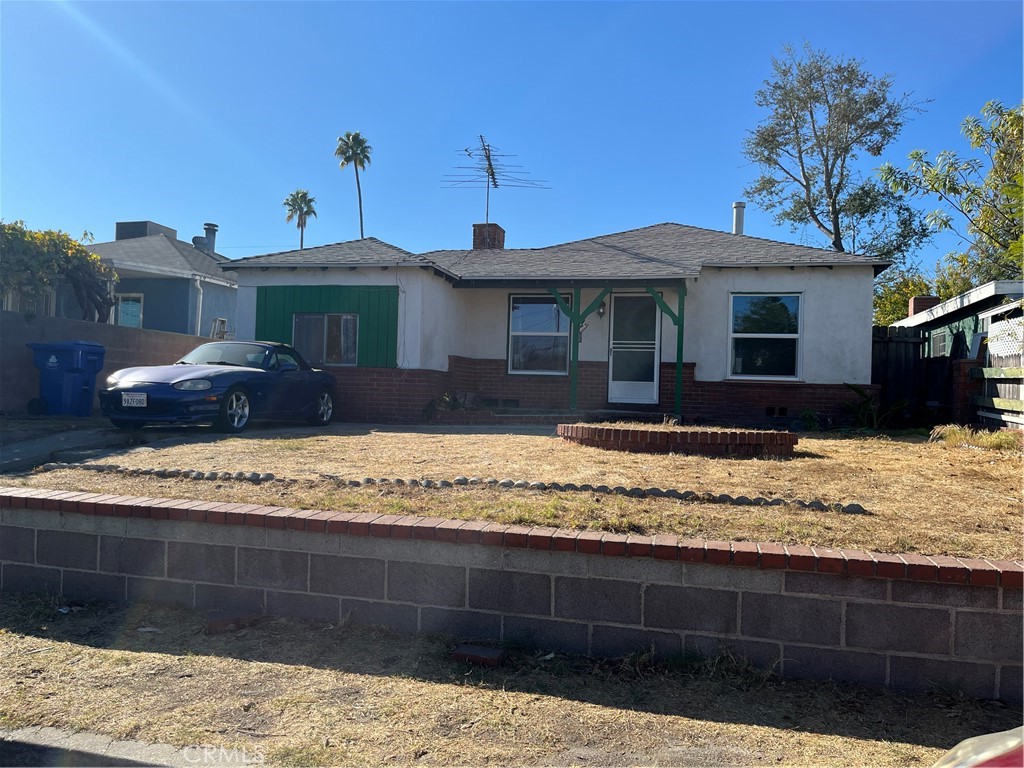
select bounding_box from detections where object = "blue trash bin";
[26,341,106,416]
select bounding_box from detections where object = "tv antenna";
[443,135,547,223]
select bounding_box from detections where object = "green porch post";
[548,287,611,413]
[645,283,686,420]
[675,283,686,419]
[569,287,581,410]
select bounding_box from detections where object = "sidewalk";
[0,726,262,766]
[0,417,132,474]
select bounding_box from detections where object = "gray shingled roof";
[221,223,888,284]
[424,223,888,282]
[88,235,235,282]
[228,237,427,269]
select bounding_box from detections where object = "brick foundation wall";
[447,357,869,425]
[448,356,611,410]
[2,487,1020,703]
[327,368,447,423]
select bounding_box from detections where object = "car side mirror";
[278,360,299,372]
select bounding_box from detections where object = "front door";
[608,294,660,404]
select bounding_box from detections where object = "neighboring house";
[84,221,237,337]
[892,281,1024,360]
[229,213,888,424]
[892,281,1023,428]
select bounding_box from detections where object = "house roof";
[88,234,236,285]
[222,223,888,285]
[226,237,429,270]
[423,223,889,284]
[892,281,1024,328]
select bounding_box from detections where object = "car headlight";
[105,375,119,388]
[173,379,213,391]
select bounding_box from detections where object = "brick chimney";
[473,223,505,250]
[908,295,941,317]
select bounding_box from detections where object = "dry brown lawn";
[1,593,1017,767]
[6,423,1023,560]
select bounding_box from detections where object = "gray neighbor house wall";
[85,221,238,338]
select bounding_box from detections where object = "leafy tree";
[880,101,1023,289]
[872,268,933,326]
[0,221,115,321]
[334,131,372,239]
[282,189,317,249]
[743,43,927,261]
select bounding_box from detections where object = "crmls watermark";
[182,746,265,765]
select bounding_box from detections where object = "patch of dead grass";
[7,424,1021,559]
[0,594,1016,767]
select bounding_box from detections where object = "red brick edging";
[2,487,1020,589]
[556,424,798,457]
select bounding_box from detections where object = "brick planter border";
[557,424,799,457]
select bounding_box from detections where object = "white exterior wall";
[236,264,875,385]
[683,266,875,384]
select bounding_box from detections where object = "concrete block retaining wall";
[1,487,1020,703]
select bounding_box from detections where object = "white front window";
[293,313,358,366]
[508,294,570,375]
[729,294,800,378]
[114,294,143,328]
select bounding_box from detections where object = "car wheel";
[309,389,334,426]
[111,419,141,431]
[218,387,251,432]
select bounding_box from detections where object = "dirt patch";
[7,424,1022,559]
[1,593,1016,767]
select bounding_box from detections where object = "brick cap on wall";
[2,487,1020,589]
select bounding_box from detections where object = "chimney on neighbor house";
[191,222,219,254]
[473,222,505,250]
[732,201,746,235]
[115,221,177,240]
[908,295,941,317]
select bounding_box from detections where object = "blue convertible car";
[99,341,336,432]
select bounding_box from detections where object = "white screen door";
[608,294,660,403]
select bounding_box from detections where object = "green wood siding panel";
[255,285,398,368]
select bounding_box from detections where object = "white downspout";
[193,276,204,336]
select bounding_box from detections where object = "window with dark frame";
[508,294,571,374]
[293,313,358,366]
[730,294,800,377]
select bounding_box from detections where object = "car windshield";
[177,343,268,368]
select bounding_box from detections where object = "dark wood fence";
[871,326,926,424]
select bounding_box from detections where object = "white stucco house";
[226,218,888,424]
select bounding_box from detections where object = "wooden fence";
[971,356,1024,429]
[871,326,926,425]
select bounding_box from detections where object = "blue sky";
[1,1,1020,267]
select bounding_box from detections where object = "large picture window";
[508,294,570,374]
[293,313,358,366]
[730,294,800,378]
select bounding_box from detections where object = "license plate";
[122,393,147,408]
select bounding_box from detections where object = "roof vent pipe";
[732,202,746,235]
[203,223,218,254]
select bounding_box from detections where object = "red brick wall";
[449,357,868,425]
[667,364,872,425]
[328,367,447,423]
[950,358,984,424]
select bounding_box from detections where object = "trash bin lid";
[26,340,105,351]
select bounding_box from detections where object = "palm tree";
[335,131,372,239]
[283,189,317,249]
